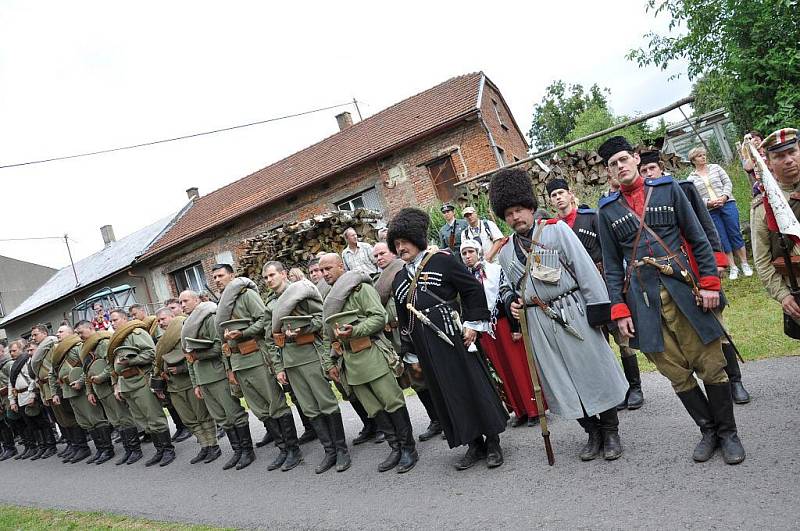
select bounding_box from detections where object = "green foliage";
[428,193,512,245]
[628,0,800,134]
[566,104,655,151]
[0,505,228,530]
[528,81,610,150]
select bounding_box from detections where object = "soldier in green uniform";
[50,324,113,464]
[74,320,143,465]
[213,264,292,471]
[30,325,86,462]
[180,290,249,469]
[108,310,176,467]
[264,261,348,473]
[152,308,217,464]
[751,128,800,332]
[0,341,17,461]
[318,253,417,474]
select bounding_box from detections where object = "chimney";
[186,187,199,201]
[335,112,353,131]
[100,225,116,247]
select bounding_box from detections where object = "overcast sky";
[0,0,690,269]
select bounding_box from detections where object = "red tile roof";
[141,72,485,260]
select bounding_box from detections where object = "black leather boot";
[621,354,644,410]
[144,432,165,467]
[39,422,57,459]
[158,431,176,467]
[29,428,46,461]
[722,343,751,404]
[68,428,91,463]
[116,427,133,465]
[677,386,718,462]
[390,407,418,474]
[235,424,255,470]
[417,420,442,442]
[168,403,190,443]
[376,412,401,472]
[222,428,241,470]
[255,420,275,448]
[577,416,603,461]
[296,404,317,445]
[85,428,102,464]
[190,446,210,464]
[20,427,38,460]
[455,437,486,470]
[598,408,623,460]
[204,444,222,463]
[327,411,351,472]
[484,434,503,469]
[57,426,72,459]
[278,414,302,472]
[705,383,746,465]
[310,415,336,474]
[349,399,375,445]
[125,426,144,465]
[94,425,115,465]
[0,423,17,461]
[266,418,288,471]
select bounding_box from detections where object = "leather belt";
[120,367,144,379]
[525,287,579,308]
[632,253,678,268]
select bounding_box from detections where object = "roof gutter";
[139,109,481,262]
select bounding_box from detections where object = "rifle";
[517,249,555,466]
[779,234,800,338]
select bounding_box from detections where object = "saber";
[530,296,584,341]
[406,303,455,347]
[518,252,555,466]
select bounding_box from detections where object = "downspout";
[478,111,505,167]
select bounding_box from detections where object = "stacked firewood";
[464,147,688,203]
[238,208,383,278]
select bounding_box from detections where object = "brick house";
[139,72,528,298]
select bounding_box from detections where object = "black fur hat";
[489,168,538,219]
[598,136,634,164]
[545,178,570,196]
[638,150,660,167]
[387,207,429,255]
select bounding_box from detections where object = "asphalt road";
[2,356,799,530]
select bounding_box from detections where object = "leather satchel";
[237,338,259,355]
[272,333,286,348]
[349,336,372,353]
[295,333,316,346]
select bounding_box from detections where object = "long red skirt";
[480,316,546,418]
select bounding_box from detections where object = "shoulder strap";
[406,251,437,304]
[620,186,654,294]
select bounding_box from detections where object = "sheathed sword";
[518,251,555,466]
[406,303,455,347]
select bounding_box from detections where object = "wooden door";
[427,156,459,203]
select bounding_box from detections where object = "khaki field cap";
[760,128,798,153]
[462,206,477,215]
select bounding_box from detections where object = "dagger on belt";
[406,303,455,347]
[528,296,584,341]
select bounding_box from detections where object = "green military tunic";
[0,356,12,415]
[50,340,108,430]
[188,312,249,431]
[113,328,168,433]
[36,343,78,428]
[86,337,136,429]
[269,289,339,419]
[225,289,289,421]
[322,283,405,417]
[157,333,216,447]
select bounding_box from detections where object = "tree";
[528,81,609,150]
[566,104,654,152]
[628,0,800,134]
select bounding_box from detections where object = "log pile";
[464,147,688,204]
[238,208,383,278]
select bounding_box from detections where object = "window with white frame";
[172,262,206,293]
[336,187,381,212]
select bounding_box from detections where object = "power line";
[0,101,358,170]
[0,235,78,243]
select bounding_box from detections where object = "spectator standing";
[437,203,468,255]
[341,227,378,274]
[687,147,752,279]
[460,206,505,263]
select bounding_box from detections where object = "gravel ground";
[1,356,798,530]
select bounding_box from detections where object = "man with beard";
[266,261,347,473]
[547,178,645,411]
[50,324,113,464]
[213,264,282,470]
[490,169,628,461]
[30,324,84,462]
[319,253,417,473]
[152,308,217,464]
[181,290,247,469]
[373,242,442,442]
[596,136,745,465]
[109,310,176,467]
[639,150,751,404]
[388,209,508,470]
[75,320,143,465]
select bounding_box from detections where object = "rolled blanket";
[108,320,148,362]
[182,302,217,351]
[30,335,57,376]
[215,276,258,336]
[322,270,372,340]
[374,258,405,306]
[271,279,321,333]
[50,334,83,369]
[80,331,113,364]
